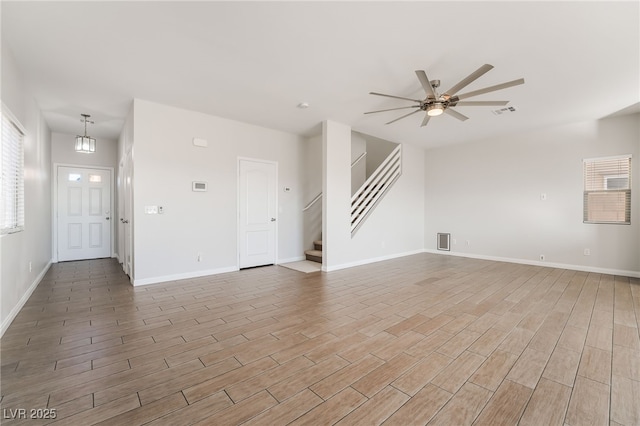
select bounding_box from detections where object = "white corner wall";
[1,44,52,335]
[323,120,425,271]
[424,113,640,277]
[131,99,305,285]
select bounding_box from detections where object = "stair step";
[305,249,322,264]
[313,240,322,250]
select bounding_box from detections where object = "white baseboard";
[423,249,640,278]
[278,256,306,264]
[133,266,239,286]
[323,249,425,272]
[1,261,52,338]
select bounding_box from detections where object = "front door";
[57,166,112,261]
[238,159,277,268]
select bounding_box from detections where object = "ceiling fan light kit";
[365,64,524,127]
[427,104,444,117]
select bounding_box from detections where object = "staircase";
[305,240,323,263]
[350,144,402,236]
[301,140,401,264]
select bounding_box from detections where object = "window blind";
[583,155,631,224]
[1,110,25,234]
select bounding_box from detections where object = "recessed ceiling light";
[297,102,310,109]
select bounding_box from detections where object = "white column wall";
[322,121,352,269]
[322,120,425,271]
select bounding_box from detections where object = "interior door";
[57,166,112,261]
[121,151,133,279]
[238,159,277,268]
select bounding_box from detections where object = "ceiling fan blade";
[415,70,437,99]
[421,114,431,127]
[457,78,525,100]
[454,101,510,106]
[369,92,422,103]
[443,64,494,97]
[444,108,469,121]
[386,109,422,125]
[364,105,420,115]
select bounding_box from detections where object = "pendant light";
[75,114,96,153]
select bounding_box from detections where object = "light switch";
[145,205,158,214]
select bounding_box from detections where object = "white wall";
[364,133,397,178]
[424,112,640,277]
[323,120,425,271]
[51,132,118,169]
[1,45,52,335]
[131,99,305,285]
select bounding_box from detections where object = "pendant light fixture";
[75,114,96,153]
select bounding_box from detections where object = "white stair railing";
[350,144,401,235]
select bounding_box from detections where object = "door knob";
[270,218,276,222]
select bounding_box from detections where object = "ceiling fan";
[365,64,524,127]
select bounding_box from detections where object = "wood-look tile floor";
[1,254,639,425]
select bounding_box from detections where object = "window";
[583,155,631,224]
[1,106,25,234]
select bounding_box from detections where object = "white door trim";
[53,163,115,263]
[237,157,278,268]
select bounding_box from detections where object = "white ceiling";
[2,1,639,148]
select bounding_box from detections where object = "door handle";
[106,217,110,220]
[270,218,276,222]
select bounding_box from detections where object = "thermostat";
[192,181,207,192]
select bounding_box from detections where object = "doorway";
[238,158,277,268]
[56,166,112,261]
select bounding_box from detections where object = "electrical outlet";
[452,239,457,245]
[29,262,32,272]
[197,253,202,262]
[466,240,471,246]
[539,254,545,261]
[584,249,590,256]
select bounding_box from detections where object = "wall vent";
[437,233,450,251]
[492,106,518,115]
